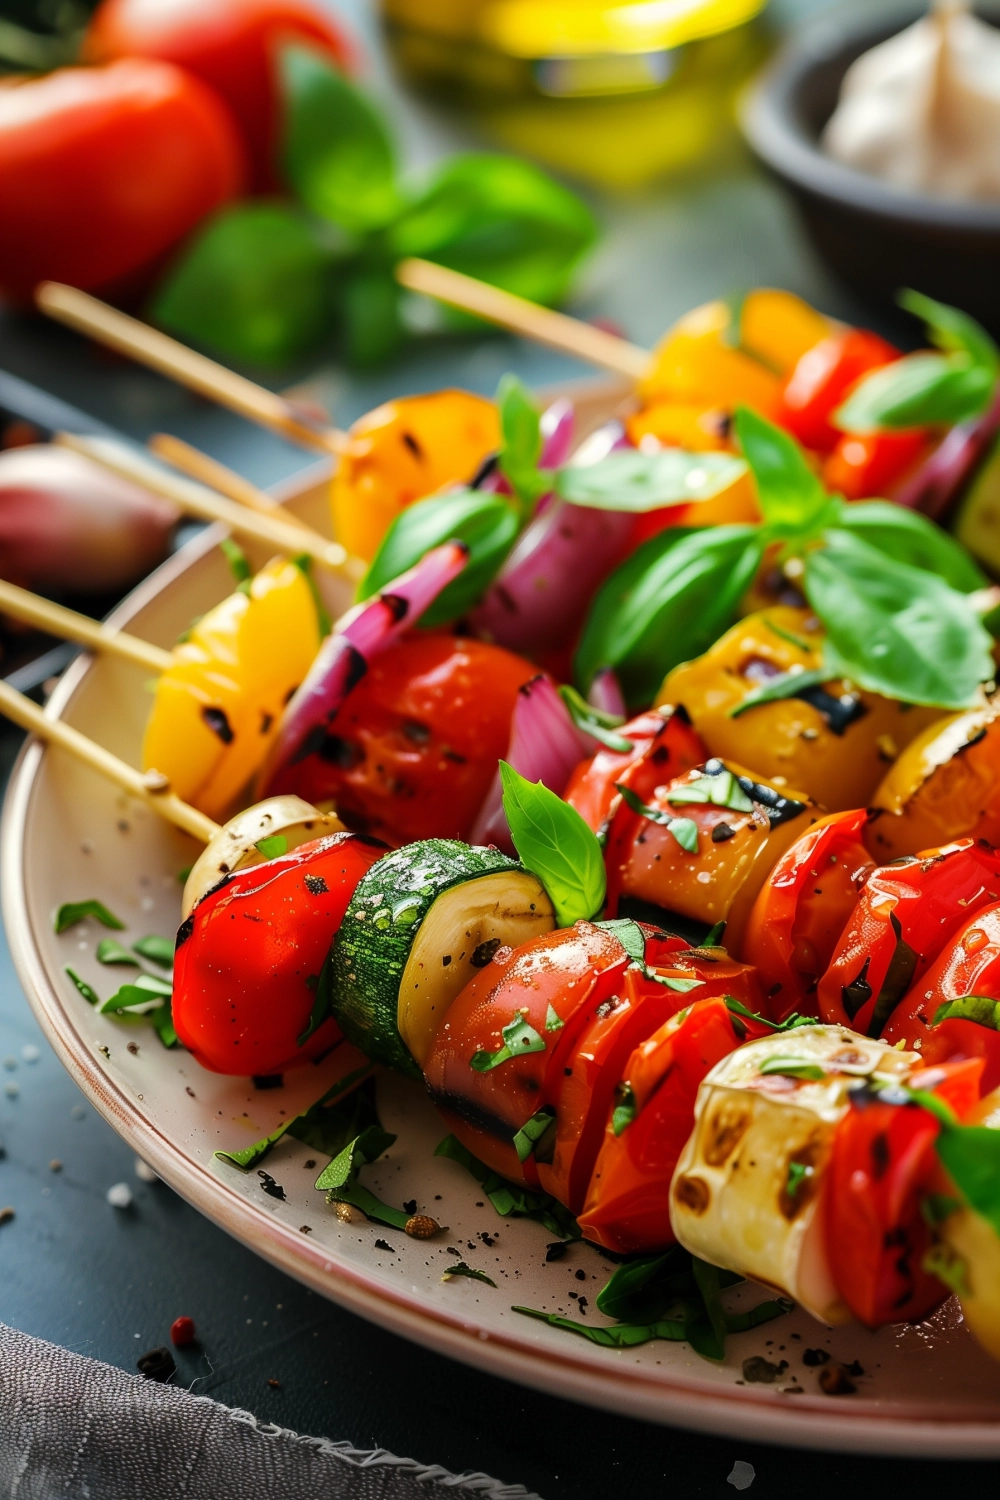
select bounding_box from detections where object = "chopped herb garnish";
[65,967,101,1006]
[220,537,252,584]
[611,1083,637,1136]
[786,1161,813,1198]
[616,784,699,853]
[55,900,124,934]
[95,939,138,967]
[434,1134,581,1240]
[724,997,814,1033]
[544,1003,565,1033]
[595,917,646,962]
[558,684,632,753]
[513,1107,557,1164]
[100,973,173,1016]
[443,1262,497,1288]
[758,1057,826,1081]
[729,666,830,718]
[471,1015,546,1073]
[216,1064,376,1170]
[666,767,754,814]
[132,935,174,969]
[701,921,727,949]
[315,1125,412,1230]
[513,1305,688,1347]
[255,834,289,860]
[932,995,1000,1030]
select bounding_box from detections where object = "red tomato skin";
[283,635,538,848]
[881,901,1000,1093]
[172,832,383,1075]
[578,997,743,1254]
[778,329,901,453]
[564,708,706,834]
[84,0,355,192]
[817,841,1000,1036]
[423,923,630,1185]
[742,809,874,1023]
[822,429,930,500]
[826,1058,983,1328]
[0,59,245,303]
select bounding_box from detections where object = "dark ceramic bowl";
[741,2,1000,333]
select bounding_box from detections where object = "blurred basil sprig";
[576,406,993,712]
[153,46,598,368]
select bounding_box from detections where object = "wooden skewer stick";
[0,580,173,674]
[57,432,360,580]
[0,676,220,843]
[395,258,653,383]
[149,433,315,532]
[35,282,352,458]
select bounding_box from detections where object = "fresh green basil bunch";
[153,47,598,368]
[576,406,994,712]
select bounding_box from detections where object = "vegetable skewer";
[36,282,352,457]
[55,432,357,578]
[0,578,172,674]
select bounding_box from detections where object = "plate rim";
[4,474,1000,1457]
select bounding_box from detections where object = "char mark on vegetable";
[793,684,867,736]
[201,706,234,744]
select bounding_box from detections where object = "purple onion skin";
[470,674,593,852]
[260,541,467,796]
[893,390,1000,520]
[470,420,634,655]
[588,667,626,718]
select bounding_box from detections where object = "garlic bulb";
[823,1,1000,202]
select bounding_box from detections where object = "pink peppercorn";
[170,1316,196,1347]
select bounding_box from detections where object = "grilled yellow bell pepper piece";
[638,300,782,416]
[656,606,942,811]
[739,289,835,377]
[142,557,322,821]
[867,702,1000,860]
[331,389,500,562]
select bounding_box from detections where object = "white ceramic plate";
[5,406,1000,1456]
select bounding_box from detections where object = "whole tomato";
[84,0,355,192]
[172,832,384,1075]
[275,633,538,847]
[0,59,245,304]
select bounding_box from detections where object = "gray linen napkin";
[0,1324,542,1500]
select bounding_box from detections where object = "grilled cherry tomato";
[276,634,537,847]
[867,704,1000,862]
[577,996,749,1254]
[656,606,941,812]
[604,757,817,953]
[822,429,930,500]
[564,708,706,835]
[0,58,245,304]
[84,0,354,192]
[330,391,500,562]
[881,902,1000,1094]
[423,922,630,1186]
[536,942,762,1214]
[817,840,1000,1037]
[826,1057,983,1328]
[173,831,384,1074]
[777,328,901,453]
[742,809,874,1022]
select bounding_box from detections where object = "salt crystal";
[106,1182,133,1209]
[21,1045,39,1064]
[134,1158,158,1183]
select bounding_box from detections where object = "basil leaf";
[834,354,996,434]
[389,154,598,309]
[558,685,632,752]
[728,666,829,718]
[724,997,812,1032]
[96,939,137,967]
[443,1262,497,1287]
[150,1000,179,1050]
[691,1258,728,1361]
[734,407,831,537]
[358,488,519,625]
[314,1124,396,1192]
[132,935,174,969]
[513,1305,688,1348]
[595,917,647,962]
[665,769,753,814]
[936,1125,1000,1237]
[596,1248,700,1322]
[832,501,986,593]
[575,525,762,708]
[513,1107,556,1163]
[215,1064,376,1170]
[471,1014,547,1073]
[554,449,747,512]
[55,900,124,934]
[616,784,699,853]
[932,996,1000,1029]
[900,289,1000,373]
[500,762,606,927]
[65,968,101,1007]
[804,529,993,710]
[100,974,172,1016]
[339,265,405,368]
[434,1134,581,1240]
[281,47,401,232]
[497,374,548,514]
[154,203,336,367]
